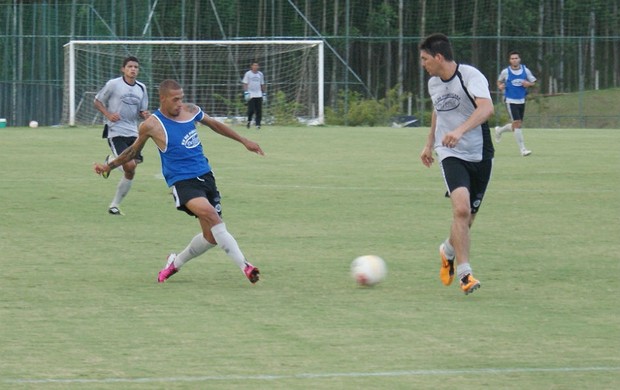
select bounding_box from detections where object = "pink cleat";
[244,263,260,284]
[158,254,178,283]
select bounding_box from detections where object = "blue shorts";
[440,157,493,214]
[171,172,222,217]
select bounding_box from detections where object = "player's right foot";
[158,254,178,283]
[494,126,502,143]
[521,149,532,156]
[439,243,455,286]
[244,263,260,284]
[460,273,481,295]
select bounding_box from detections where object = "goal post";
[63,40,324,127]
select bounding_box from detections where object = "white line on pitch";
[4,366,619,385]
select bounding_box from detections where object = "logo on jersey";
[511,79,524,87]
[182,129,201,149]
[435,93,460,111]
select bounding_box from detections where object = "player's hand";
[442,132,462,148]
[420,147,434,167]
[107,113,121,122]
[93,162,111,177]
[243,139,264,156]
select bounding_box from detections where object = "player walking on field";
[496,50,536,156]
[419,33,495,295]
[94,56,150,215]
[94,79,263,284]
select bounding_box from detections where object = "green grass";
[504,87,620,128]
[1,124,619,389]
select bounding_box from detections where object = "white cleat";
[521,149,532,157]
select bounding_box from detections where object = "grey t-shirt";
[95,77,149,138]
[428,64,492,162]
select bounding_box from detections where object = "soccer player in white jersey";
[94,56,150,215]
[419,33,495,295]
[93,79,263,284]
[496,50,537,156]
[242,62,266,129]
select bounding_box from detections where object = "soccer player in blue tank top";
[419,33,495,295]
[94,79,264,284]
[495,50,536,156]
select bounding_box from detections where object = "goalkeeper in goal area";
[94,79,264,285]
[243,62,266,129]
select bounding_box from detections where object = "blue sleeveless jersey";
[505,66,528,101]
[153,108,211,186]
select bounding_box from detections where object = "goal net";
[63,40,324,127]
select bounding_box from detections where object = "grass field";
[1,124,619,389]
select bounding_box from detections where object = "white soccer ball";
[351,255,387,286]
[29,120,39,128]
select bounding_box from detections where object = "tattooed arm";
[94,118,155,176]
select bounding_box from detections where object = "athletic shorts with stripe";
[107,135,144,163]
[440,157,493,214]
[171,171,222,217]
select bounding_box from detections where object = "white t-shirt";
[95,77,148,138]
[242,70,265,98]
[428,64,493,162]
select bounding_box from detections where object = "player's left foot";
[494,126,502,143]
[521,149,532,156]
[460,273,481,295]
[244,263,260,284]
[108,206,124,215]
[158,254,178,283]
[102,155,112,178]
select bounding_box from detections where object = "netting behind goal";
[63,40,323,126]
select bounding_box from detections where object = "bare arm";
[441,97,494,148]
[93,98,120,122]
[420,110,437,168]
[199,112,264,156]
[93,120,153,176]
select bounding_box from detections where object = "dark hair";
[419,33,453,61]
[508,50,521,58]
[123,56,139,67]
[159,79,182,95]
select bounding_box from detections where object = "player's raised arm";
[199,112,264,156]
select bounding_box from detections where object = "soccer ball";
[351,255,387,286]
[29,120,39,128]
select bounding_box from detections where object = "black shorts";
[171,171,222,217]
[107,135,144,163]
[440,157,493,214]
[506,103,526,122]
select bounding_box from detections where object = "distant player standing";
[94,56,150,215]
[93,79,263,284]
[496,50,536,156]
[242,62,266,129]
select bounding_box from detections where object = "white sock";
[498,123,512,134]
[514,128,526,151]
[211,222,248,269]
[456,262,473,281]
[442,238,455,260]
[173,233,216,269]
[110,177,132,207]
